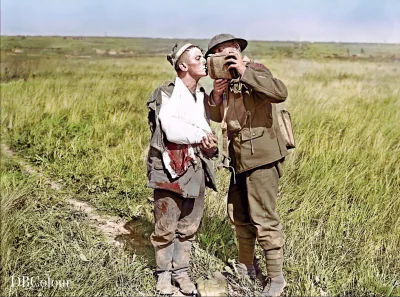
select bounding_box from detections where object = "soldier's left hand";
[225,51,246,76]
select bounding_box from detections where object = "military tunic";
[146,80,218,248]
[209,58,288,252]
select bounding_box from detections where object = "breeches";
[227,162,284,251]
[151,177,205,248]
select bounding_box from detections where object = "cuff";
[239,66,253,85]
[208,91,218,106]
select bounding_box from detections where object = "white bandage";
[159,77,211,144]
[173,43,193,66]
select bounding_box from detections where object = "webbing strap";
[221,92,229,162]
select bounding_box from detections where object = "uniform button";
[252,133,256,136]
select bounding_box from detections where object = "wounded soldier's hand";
[200,133,218,156]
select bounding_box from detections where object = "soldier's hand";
[212,79,229,105]
[225,51,246,76]
[200,133,218,156]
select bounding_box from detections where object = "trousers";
[151,174,205,248]
[227,161,284,251]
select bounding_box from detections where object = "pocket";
[240,127,265,142]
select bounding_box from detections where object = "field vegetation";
[1,36,399,296]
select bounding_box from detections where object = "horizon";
[2,34,399,45]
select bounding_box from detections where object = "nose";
[201,56,206,64]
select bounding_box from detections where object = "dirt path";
[67,198,131,244]
[1,143,130,244]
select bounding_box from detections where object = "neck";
[178,73,198,93]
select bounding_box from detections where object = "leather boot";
[261,248,286,297]
[172,239,197,295]
[262,274,286,297]
[236,262,256,278]
[155,242,175,295]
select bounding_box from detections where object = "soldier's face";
[185,47,207,79]
[213,41,241,55]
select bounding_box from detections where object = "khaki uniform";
[147,80,218,247]
[147,80,218,295]
[209,57,288,257]
[147,81,217,198]
[150,41,217,295]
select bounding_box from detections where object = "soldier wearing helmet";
[206,33,289,297]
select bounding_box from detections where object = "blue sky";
[2,0,399,43]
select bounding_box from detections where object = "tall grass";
[1,151,157,297]
[1,38,399,296]
[278,59,399,295]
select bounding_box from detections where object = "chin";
[198,71,207,77]
[192,70,207,80]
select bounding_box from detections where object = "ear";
[178,62,188,72]
[234,43,241,52]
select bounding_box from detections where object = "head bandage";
[167,43,195,67]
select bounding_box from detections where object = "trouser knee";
[257,231,284,251]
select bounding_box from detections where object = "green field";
[1,36,399,296]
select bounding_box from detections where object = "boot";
[236,262,256,278]
[156,271,174,295]
[155,243,175,295]
[236,238,256,278]
[262,274,286,297]
[261,248,286,297]
[172,239,197,295]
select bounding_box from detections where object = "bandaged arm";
[159,113,209,144]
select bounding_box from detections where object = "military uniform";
[206,34,288,296]
[147,80,217,244]
[147,77,218,294]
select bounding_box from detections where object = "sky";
[1,0,400,43]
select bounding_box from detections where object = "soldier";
[205,34,289,297]
[146,42,219,295]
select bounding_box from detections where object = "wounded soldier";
[146,42,219,295]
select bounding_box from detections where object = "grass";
[1,36,399,296]
[0,154,155,297]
